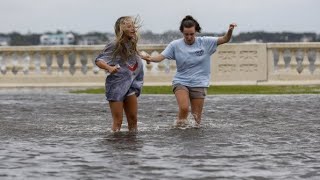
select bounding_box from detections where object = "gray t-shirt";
[95,41,144,101]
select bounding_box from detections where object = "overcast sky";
[1,0,319,34]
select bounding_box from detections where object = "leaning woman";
[95,16,147,132]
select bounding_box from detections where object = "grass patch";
[207,85,320,94]
[70,85,320,94]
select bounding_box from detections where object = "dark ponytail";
[179,15,201,33]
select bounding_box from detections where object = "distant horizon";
[1,0,320,35]
[1,29,319,36]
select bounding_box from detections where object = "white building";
[40,33,75,45]
[78,36,105,45]
[0,36,10,46]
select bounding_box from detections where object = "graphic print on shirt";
[194,49,204,56]
[127,60,138,71]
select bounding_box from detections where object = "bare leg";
[190,98,205,125]
[174,89,190,125]
[109,101,124,132]
[123,94,138,132]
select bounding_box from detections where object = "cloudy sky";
[1,0,319,34]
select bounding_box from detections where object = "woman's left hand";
[229,23,237,31]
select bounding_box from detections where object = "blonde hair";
[113,16,141,61]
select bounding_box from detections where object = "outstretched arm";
[217,23,237,45]
[141,54,166,63]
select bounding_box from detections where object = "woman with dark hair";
[143,15,236,126]
[95,16,148,132]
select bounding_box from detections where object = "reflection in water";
[102,132,143,152]
[0,91,320,179]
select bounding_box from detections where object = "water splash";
[172,113,200,129]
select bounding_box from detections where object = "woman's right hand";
[107,65,120,74]
[141,54,151,64]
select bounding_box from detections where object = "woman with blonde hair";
[95,16,147,132]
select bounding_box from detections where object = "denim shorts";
[172,84,207,99]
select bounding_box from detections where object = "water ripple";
[0,92,320,179]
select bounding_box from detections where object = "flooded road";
[1,90,319,179]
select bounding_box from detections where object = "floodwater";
[0,89,319,179]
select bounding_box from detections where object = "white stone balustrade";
[0,45,174,87]
[267,43,320,84]
[1,43,320,87]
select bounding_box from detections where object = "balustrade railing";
[1,43,320,87]
[0,45,175,87]
[267,43,320,82]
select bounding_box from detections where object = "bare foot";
[175,119,188,127]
